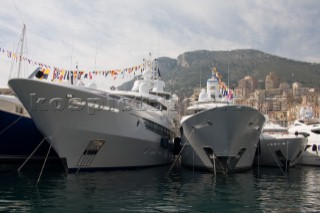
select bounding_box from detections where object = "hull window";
[312,144,317,152]
[15,106,23,114]
[143,118,175,139]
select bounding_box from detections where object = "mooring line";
[17,137,46,172]
[266,140,286,176]
[37,141,52,185]
[166,127,196,176]
[166,142,188,176]
[0,116,22,136]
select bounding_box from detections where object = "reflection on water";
[0,163,320,212]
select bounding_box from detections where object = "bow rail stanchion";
[17,137,47,172]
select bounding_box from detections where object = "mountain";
[119,49,320,99]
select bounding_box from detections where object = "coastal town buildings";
[234,72,319,126]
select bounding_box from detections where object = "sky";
[0,0,320,88]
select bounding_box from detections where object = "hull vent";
[76,139,105,167]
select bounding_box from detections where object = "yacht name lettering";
[29,94,120,114]
[29,94,174,113]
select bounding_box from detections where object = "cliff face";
[119,49,320,99]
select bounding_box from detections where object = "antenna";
[13,0,24,25]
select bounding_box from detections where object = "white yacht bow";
[9,57,179,172]
[288,118,320,166]
[180,68,266,173]
[256,122,307,169]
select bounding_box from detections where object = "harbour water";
[0,163,320,212]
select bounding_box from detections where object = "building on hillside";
[254,90,265,112]
[265,72,280,90]
[292,82,302,97]
[257,79,265,90]
[235,75,257,98]
[244,76,257,91]
[279,82,291,94]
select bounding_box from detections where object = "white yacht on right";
[255,122,307,169]
[288,118,320,166]
[180,68,266,173]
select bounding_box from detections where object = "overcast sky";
[1,0,319,88]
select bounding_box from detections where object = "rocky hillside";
[119,49,320,99]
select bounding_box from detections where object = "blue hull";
[0,110,59,162]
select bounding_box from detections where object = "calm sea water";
[0,163,320,213]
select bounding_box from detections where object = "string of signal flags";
[1,46,231,96]
[0,47,145,81]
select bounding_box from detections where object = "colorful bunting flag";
[1,46,146,82]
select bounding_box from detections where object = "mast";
[227,60,229,93]
[94,43,98,71]
[149,52,155,80]
[17,24,26,78]
[200,60,202,89]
